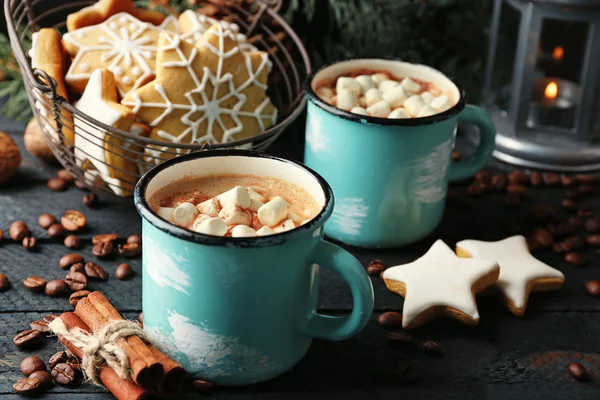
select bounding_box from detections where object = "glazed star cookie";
[66,0,171,31]
[63,12,179,97]
[382,240,500,329]
[456,235,565,316]
[121,24,277,162]
[74,68,137,196]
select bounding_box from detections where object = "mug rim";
[304,58,467,126]
[134,150,334,248]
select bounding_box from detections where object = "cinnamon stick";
[75,296,163,389]
[57,313,159,400]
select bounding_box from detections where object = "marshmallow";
[388,108,410,119]
[355,75,375,93]
[172,202,198,228]
[336,77,361,95]
[430,95,451,112]
[258,196,288,227]
[247,187,267,203]
[157,207,174,221]
[351,107,368,116]
[404,95,427,117]
[190,214,211,231]
[196,198,221,217]
[417,106,437,118]
[382,85,407,108]
[371,73,389,85]
[401,77,422,93]
[194,217,228,236]
[358,97,367,107]
[218,204,252,226]
[336,89,358,111]
[316,86,333,101]
[367,101,392,118]
[248,198,264,212]
[421,91,435,105]
[231,225,257,237]
[379,80,399,92]
[218,186,251,209]
[364,88,383,107]
[256,226,275,236]
[288,212,303,223]
[274,219,296,233]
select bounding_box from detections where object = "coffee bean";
[57,169,75,183]
[561,198,578,211]
[51,363,76,385]
[69,290,90,307]
[82,193,98,207]
[92,233,119,244]
[568,362,589,382]
[387,331,414,346]
[452,150,460,161]
[0,228,3,240]
[59,253,84,270]
[0,273,11,292]
[64,235,81,249]
[585,235,600,247]
[30,320,50,333]
[548,221,576,237]
[29,371,52,387]
[532,228,554,247]
[38,213,57,229]
[13,378,42,394]
[20,356,46,376]
[45,280,68,297]
[85,262,107,281]
[9,220,30,241]
[467,183,484,196]
[504,193,521,206]
[576,174,599,183]
[47,177,67,191]
[138,312,143,325]
[65,271,87,292]
[119,243,141,257]
[552,243,563,253]
[564,252,587,267]
[48,223,65,239]
[23,276,46,292]
[565,188,581,198]
[13,330,44,349]
[422,341,442,357]
[367,259,387,276]
[508,171,529,185]
[475,170,491,183]
[43,314,60,324]
[507,184,528,196]
[561,175,577,187]
[584,217,600,233]
[578,184,596,196]
[568,216,584,229]
[116,263,133,280]
[192,379,215,393]
[22,236,37,251]
[378,311,403,329]
[69,263,85,274]
[61,210,86,232]
[127,234,142,245]
[489,173,507,191]
[74,180,88,190]
[531,204,556,222]
[557,236,584,253]
[48,351,68,370]
[529,171,542,186]
[542,172,559,186]
[577,209,593,218]
[93,241,113,258]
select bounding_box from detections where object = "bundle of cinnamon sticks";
[56,292,187,400]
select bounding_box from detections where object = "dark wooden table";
[1,119,599,400]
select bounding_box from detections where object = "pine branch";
[0,32,32,121]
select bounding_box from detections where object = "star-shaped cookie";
[382,240,500,329]
[66,0,171,31]
[456,235,565,316]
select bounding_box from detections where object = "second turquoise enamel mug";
[304,59,496,248]
[134,150,374,386]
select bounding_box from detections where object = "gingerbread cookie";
[121,24,277,162]
[456,235,565,316]
[66,0,172,31]
[382,240,500,329]
[73,68,138,196]
[63,12,178,97]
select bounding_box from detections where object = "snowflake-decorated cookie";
[121,24,277,162]
[179,10,258,52]
[63,12,179,97]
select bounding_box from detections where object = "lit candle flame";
[544,81,558,100]
[552,46,564,61]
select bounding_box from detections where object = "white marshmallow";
[355,75,375,93]
[218,204,252,226]
[274,219,296,233]
[401,77,422,93]
[316,86,333,101]
[288,212,303,223]
[371,73,389,85]
[364,88,383,107]
[421,91,435,105]
[247,187,267,203]
[358,97,367,107]
[417,106,437,118]
[351,107,368,116]
[336,89,358,111]
[172,202,198,228]
[231,225,257,237]
[378,80,399,92]
[388,108,410,119]
[404,95,427,117]
[157,207,174,221]
[194,217,227,236]
[367,101,392,118]
[336,77,361,95]
[248,199,264,212]
[382,85,407,108]
[258,196,288,227]
[218,186,251,209]
[256,226,275,236]
[430,94,451,112]
[190,214,211,231]
[196,198,221,217]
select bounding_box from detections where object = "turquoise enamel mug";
[134,150,374,386]
[304,59,496,248]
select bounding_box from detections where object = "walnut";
[0,131,21,184]
[24,118,55,161]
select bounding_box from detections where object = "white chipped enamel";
[218,204,252,226]
[218,186,251,209]
[257,197,288,227]
[231,225,256,237]
[194,217,227,236]
[172,202,198,228]
[330,197,369,236]
[197,198,221,217]
[144,237,191,294]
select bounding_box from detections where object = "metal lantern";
[482,0,600,171]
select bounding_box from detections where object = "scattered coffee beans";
[489,173,507,191]
[29,371,52,387]
[23,276,46,292]
[138,312,143,325]
[92,233,119,244]
[529,171,542,186]
[555,236,584,253]
[74,180,88,190]
[48,351,68,370]
[584,216,600,233]
[57,169,75,183]
[116,263,133,280]
[378,311,403,329]
[467,183,484,196]
[585,280,600,297]
[585,235,600,247]
[192,379,215,393]
[66,355,81,370]
[532,228,553,247]
[70,290,90,307]
[48,223,65,239]
[43,314,60,323]
[45,280,68,297]
[69,263,85,274]
[577,208,593,217]
[508,171,528,185]
[82,193,98,207]
[13,378,42,395]
[575,174,599,183]
[561,175,576,187]
[367,259,387,276]
[118,243,141,257]
[51,363,76,385]
[59,254,84,270]
[64,235,81,249]
[47,177,67,191]
[65,271,87,292]
[568,362,589,382]
[13,329,44,349]
[568,216,584,229]
[9,220,30,241]
[127,234,142,245]
[38,213,57,229]
[93,241,113,258]
[61,210,87,232]
[85,262,107,281]
[564,252,587,267]
[0,273,10,292]
[422,341,442,357]
[20,356,46,376]
[561,198,578,211]
[30,320,50,333]
[542,172,559,186]
[22,236,37,251]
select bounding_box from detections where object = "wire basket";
[5,0,311,197]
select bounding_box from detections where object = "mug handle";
[447,104,496,182]
[304,240,374,341]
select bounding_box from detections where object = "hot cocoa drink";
[148,174,321,237]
